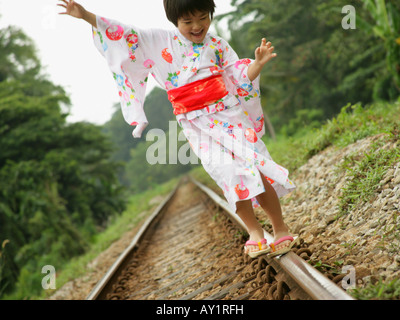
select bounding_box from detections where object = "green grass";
[264,98,400,173]
[351,278,400,300]
[336,138,399,217]
[304,100,400,157]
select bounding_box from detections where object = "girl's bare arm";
[57,0,97,28]
[248,38,277,82]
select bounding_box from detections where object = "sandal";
[268,235,300,258]
[244,238,271,258]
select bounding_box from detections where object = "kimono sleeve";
[92,16,152,138]
[220,39,266,138]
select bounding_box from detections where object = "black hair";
[163,0,216,26]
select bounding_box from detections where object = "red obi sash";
[167,75,228,115]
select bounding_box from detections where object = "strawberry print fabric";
[92,15,295,212]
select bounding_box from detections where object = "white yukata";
[92,16,295,212]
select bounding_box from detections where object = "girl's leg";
[236,199,268,254]
[256,174,291,251]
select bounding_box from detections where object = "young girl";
[58,0,298,258]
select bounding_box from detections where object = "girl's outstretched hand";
[254,38,277,66]
[57,0,97,27]
[247,38,277,81]
[57,0,85,19]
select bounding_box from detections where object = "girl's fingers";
[57,4,68,14]
[261,39,273,49]
[57,0,68,10]
[261,38,266,46]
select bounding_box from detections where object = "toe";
[249,245,258,252]
[275,240,291,251]
[245,244,268,253]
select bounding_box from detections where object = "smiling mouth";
[191,30,203,37]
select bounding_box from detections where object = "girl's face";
[177,10,211,44]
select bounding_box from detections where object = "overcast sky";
[0,0,234,125]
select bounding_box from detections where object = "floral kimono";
[92,16,295,212]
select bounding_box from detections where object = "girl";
[58,0,298,258]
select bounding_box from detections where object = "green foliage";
[217,0,399,134]
[358,0,400,92]
[0,240,11,296]
[351,278,400,300]
[9,177,177,300]
[280,108,324,136]
[0,25,41,82]
[0,24,126,298]
[127,128,197,193]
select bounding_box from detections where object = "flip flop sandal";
[244,238,271,258]
[268,235,300,258]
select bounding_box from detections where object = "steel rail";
[190,176,355,300]
[86,182,180,300]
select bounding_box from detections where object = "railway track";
[87,176,354,301]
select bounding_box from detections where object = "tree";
[0,25,41,82]
[0,23,125,298]
[358,0,400,99]
[217,0,395,135]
